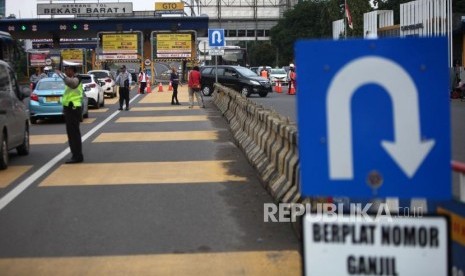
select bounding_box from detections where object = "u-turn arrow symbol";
[327,56,435,180]
[211,31,222,45]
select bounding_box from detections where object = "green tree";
[344,0,373,37]
[453,0,465,13]
[270,0,372,65]
[270,0,335,66]
[247,41,276,67]
[374,0,410,24]
[15,40,28,82]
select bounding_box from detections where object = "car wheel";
[202,85,212,96]
[100,97,105,107]
[259,91,268,97]
[16,125,30,156]
[241,86,251,97]
[95,96,100,109]
[0,132,8,170]
[30,117,37,124]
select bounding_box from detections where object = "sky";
[6,0,163,18]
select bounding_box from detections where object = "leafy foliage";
[269,0,372,65]
[246,42,277,67]
[375,0,410,24]
[270,0,336,66]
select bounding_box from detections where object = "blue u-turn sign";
[208,29,225,47]
[295,37,451,200]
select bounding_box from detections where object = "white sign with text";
[37,3,133,15]
[304,214,448,276]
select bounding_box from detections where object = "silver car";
[269,68,288,86]
[0,60,31,169]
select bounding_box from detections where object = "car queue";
[1,64,121,170]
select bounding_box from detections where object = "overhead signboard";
[304,214,449,276]
[37,3,133,16]
[102,34,138,54]
[155,2,184,14]
[29,52,48,66]
[61,49,83,64]
[156,33,192,58]
[295,37,451,199]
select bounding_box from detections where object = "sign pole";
[203,41,206,66]
[215,54,218,83]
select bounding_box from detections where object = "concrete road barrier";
[212,83,302,205]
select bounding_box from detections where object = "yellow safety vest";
[62,82,83,107]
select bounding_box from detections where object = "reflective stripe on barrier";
[452,160,465,202]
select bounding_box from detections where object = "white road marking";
[0,95,140,212]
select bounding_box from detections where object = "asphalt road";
[2,84,464,274]
[0,85,301,275]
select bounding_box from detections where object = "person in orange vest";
[288,64,296,94]
[138,68,148,94]
[260,66,269,79]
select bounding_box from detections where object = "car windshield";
[89,72,109,79]
[235,67,258,77]
[271,69,286,74]
[80,76,92,84]
[37,80,65,90]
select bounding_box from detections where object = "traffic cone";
[158,82,163,92]
[146,79,151,93]
[275,81,282,93]
[289,82,296,95]
[168,81,173,91]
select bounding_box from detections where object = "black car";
[200,65,272,97]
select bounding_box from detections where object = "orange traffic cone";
[289,82,296,95]
[168,81,173,91]
[275,81,282,93]
[158,82,163,92]
[146,79,151,93]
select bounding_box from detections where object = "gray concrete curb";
[212,83,302,205]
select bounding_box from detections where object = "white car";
[269,68,288,86]
[87,70,116,98]
[79,74,105,108]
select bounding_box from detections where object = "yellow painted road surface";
[116,115,209,123]
[0,166,32,188]
[40,161,247,186]
[0,85,302,276]
[93,130,221,142]
[0,250,301,276]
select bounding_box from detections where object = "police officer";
[115,65,132,110]
[56,66,84,164]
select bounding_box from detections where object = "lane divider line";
[0,95,140,212]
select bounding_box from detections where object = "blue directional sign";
[208,29,225,47]
[295,37,451,199]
